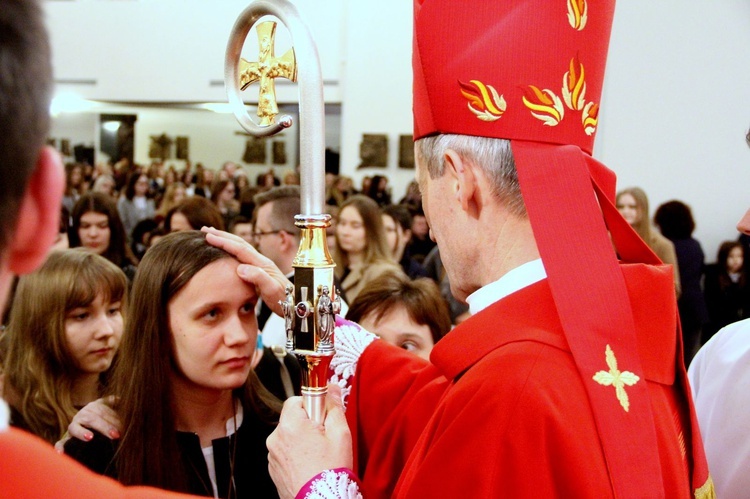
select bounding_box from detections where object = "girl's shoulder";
[63,430,119,478]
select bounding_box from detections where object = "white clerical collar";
[466,259,546,315]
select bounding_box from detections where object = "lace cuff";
[296,468,362,499]
[329,316,377,411]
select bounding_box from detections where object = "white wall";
[48,112,97,163]
[45,0,344,102]
[45,0,750,261]
[338,0,415,198]
[598,0,750,261]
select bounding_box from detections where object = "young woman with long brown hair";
[333,195,404,302]
[64,231,281,498]
[1,249,126,444]
[69,192,139,281]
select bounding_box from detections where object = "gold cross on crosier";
[592,344,640,412]
[239,21,297,126]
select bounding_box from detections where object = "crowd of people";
[0,148,460,452]
[47,155,444,286]
[2,0,750,498]
[616,188,750,366]
[1,145,457,496]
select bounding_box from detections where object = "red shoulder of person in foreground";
[0,427,194,499]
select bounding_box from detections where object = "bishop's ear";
[8,146,65,275]
[443,148,478,213]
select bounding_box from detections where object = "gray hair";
[415,135,525,217]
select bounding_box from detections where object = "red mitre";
[413,0,611,153]
[414,1,713,497]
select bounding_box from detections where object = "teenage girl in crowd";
[333,195,404,302]
[117,172,155,242]
[616,187,681,295]
[156,182,187,222]
[381,204,426,279]
[211,179,240,230]
[164,196,225,233]
[346,272,451,361]
[69,192,139,281]
[0,249,126,445]
[61,162,85,214]
[64,231,280,498]
[703,241,750,343]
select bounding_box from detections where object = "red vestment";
[0,427,196,498]
[346,264,703,498]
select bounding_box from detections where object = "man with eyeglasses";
[252,186,305,343]
[252,186,349,347]
[248,187,348,402]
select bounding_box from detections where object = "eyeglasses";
[253,229,283,241]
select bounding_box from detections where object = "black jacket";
[64,403,279,498]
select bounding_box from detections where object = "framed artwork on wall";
[358,133,388,168]
[398,134,414,169]
[175,136,189,160]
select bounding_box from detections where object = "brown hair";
[616,187,652,241]
[210,179,238,209]
[333,195,394,277]
[252,185,301,237]
[2,249,127,444]
[156,182,186,217]
[109,230,279,490]
[346,273,451,345]
[69,192,138,267]
[164,196,224,232]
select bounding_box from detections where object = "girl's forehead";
[340,206,362,220]
[180,258,255,295]
[82,211,108,220]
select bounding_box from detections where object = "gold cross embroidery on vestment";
[592,344,640,412]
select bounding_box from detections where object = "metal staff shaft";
[225,0,336,424]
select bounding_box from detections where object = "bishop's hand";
[266,384,353,499]
[202,226,291,317]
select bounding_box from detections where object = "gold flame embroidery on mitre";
[592,344,640,412]
[567,0,588,31]
[581,101,598,135]
[459,80,506,122]
[523,54,601,135]
[522,85,564,126]
[562,55,586,111]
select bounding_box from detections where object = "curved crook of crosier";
[224,0,325,216]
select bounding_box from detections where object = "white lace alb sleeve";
[329,316,377,410]
[298,468,362,499]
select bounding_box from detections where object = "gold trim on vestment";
[695,475,716,499]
